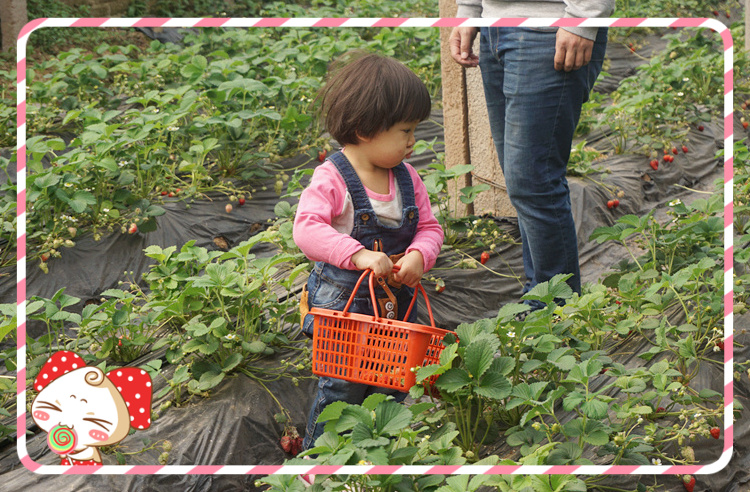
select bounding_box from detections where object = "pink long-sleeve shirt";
[293,160,444,272]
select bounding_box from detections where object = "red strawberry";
[290,436,303,456]
[600,367,609,374]
[318,150,327,162]
[280,435,293,453]
[712,10,719,16]
[238,196,246,206]
[682,145,689,153]
[667,155,674,163]
[718,340,725,351]
[175,188,181,194]
[657,407,665,413]
[437,285,445,293]
[607,200,614,209]
[683,475,695,492]
[41,253,49,262]
[726,11,731,18]
[663,154,671,162]
[710,427,720,439]
[650,159,659,170]
[672,147,679,155]
[612,199,620,208]
[480,251,490,265]
[743,121,749,129]
[168,192,174,197]
[698,125,705,131]
[161,191,168,196]
[128,223,138,234]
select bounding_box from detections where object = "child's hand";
[351,249,393,278]
[393,251,424,287]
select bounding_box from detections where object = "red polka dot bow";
[33,351,85,391]
[34,350,153,430]
[106,367,153,430]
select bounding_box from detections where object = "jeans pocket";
[310,276,349,310]
[301,313,315,338]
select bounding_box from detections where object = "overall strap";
[391,163,415,209]
[327,151,373,212]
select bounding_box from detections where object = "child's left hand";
[393,251,424,287]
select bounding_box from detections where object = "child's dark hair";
[318,51,431,146]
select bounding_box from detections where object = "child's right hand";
[351,249,393,278]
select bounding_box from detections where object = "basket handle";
[341,268,436,327]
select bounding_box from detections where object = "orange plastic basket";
[309,269,451,391]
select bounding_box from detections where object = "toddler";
[293,51,444,452]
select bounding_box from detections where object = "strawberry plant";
[261,394,498,491]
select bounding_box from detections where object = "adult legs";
[479,27,607,298]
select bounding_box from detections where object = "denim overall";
[300,151,419,450]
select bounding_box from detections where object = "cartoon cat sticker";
[31,351,152,466]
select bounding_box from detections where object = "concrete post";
[438,0,515,218]
[1,0,28,52]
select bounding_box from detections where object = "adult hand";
[351,249,393,279]
[554,29,594,72]
[392,251,424,287]
[449,27,480,68]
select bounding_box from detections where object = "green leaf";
[581,399,609,420]
[464,337,498,379]
[245,340,266,354]
[563,392,586,412]
[491,356,515,376]
[221,353,243,372]
[547,347,576,371]
[316,401,349,423]
[698,389,721,399]
[31,173,61,189]
[474,371,512,400]
[375,400,413,435]
[197,370,224,391]
[336,406,373,433]
[436,368,472,393]
[362,393,388,410]
[522,274,574,303]
[350,422,374,444]
[546,442,582,465]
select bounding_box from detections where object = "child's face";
[359,120,419,168]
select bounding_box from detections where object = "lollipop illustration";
[47,425,77,455]
[31,351,152,466]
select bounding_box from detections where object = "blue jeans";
[479,27,607,299]
[301,264,415,451]
[302,375,406,451]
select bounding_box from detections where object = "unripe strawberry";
[225,204,233,213]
